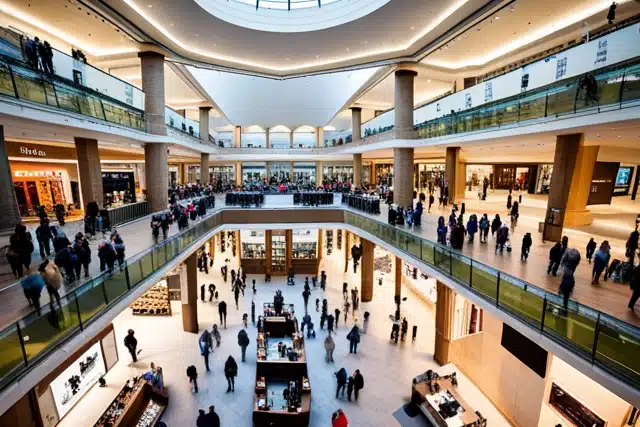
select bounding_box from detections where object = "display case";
[130,282,171,316]
[271,232,287,274]
[93,378,168,427]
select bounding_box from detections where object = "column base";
[564,209,593,226]
[434,331,451,366]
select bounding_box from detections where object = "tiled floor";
[57,241,511,427]
[357,190,640,326]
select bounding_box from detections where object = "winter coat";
[466,218,478,235]
[491,217,501,234]
[559,271,575,295]
[224,357,238,378]
[479,217,489,231]
[593,249,610,272]
[40,261,62,290]
[522,233,532,249]
[237,329,250,347]
[346,326,360,344]
[549,243,562,261]
[335,368,347,385]
[324,336,335,351]
[354,372,364,390]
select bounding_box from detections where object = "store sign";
[20,146,47,157]
[49,342,106,419]
[587,162,618,205]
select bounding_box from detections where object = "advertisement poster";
[49,342,106,419]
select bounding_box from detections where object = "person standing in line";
[324,333,335,363]
[592,241,611,285]
[353,369,364,402]
[586,238,597,263]
[186,365,198,393]
[479,214,489,244]
[521,232,532,261]
[224,355,238,392]
[335,367,347,398]
[218,300,227,328]
[199,329,213,371]
[238,329,250,362]
[124,329,141,363]
[628,264,640,311]
[346,324,360,354]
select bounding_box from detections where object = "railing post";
[495,271,501,307]
[16,322,29,366]
[540,296,548,332]
[124,263,131,290]
[50,81,61,108]
[618,71,626,110]
[74,292,83,331]
[8,65,19,99]
[469,258,473,288]
[99,99,107,121]
[100,279,109,305]
[591,312,602,363]
[544,93,548,117]
[449,249,453,276]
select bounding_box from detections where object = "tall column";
[265,128,271,148]
[290,131,294,148]
[145,143,168,212]
[445,146,461,203]
[351,107,362,142]
[394,69,418,132]
[315,126,324,148]
[138,52,166,135]
[179,163,187,185]
[233,126,241,148]
[360,238,374,302]
[544,134,598,241]
[182,252,199,333]
[344,230,351,273]
[317,229,324,265]
[394,256,402,299]
[0,127,21,231]
[285,230,293,272]
[200,153,210,184]
[290,162,294,181]
[265,230,273,275]
[435,281,456,365]
[316,161,323,186]
[393,147,414,208]
[353,154,362,186]
[74,137,103,212]
[199,106,211,143]
[235,162,242,186]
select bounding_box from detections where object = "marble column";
[74,137,103,212]
[353,154,362,186]
[351,107,362,142]
[235,162,242,186]
[145,143,168,212]
[393,147,414,208]
[138,52,166,135]
[445,146,461,203]
[200,153,210,185]
[265,128,270,148]
[233,126,241,148]
[395,256,402,299]
[360,238,374,302]
[394,69,418,132]
[434,281,456,365]
[316,161,323,186]
[316,126,324,148]
[0,126,21,231]
[290,131,294,148]
[199,106,211,143]
[182,252,199,333]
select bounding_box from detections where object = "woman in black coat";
[491,214,502,237]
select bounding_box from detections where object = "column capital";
[138,50,165,60]
[395,69,418,77]
[350,106,362,112]
[198,106,212,112]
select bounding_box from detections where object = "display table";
[93,378,168,427]
[411,371,485,427]
[342,193,381,214]
[253,376,310,427]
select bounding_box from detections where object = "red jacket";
[332,412,348,427]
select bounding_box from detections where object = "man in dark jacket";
[521,233,532,261]
[351,244,361,273]
[224,356,238,392]
[207,406,220,427]
[547,236,568,276]
[628,265,640,311]
[98,241,117,274]
[218,301,227,328]
[335,367,347,398]
[124,329,139,362]
[73,233,91,278]
[238,329,250,362]
[35,219,53,260]
[353,369,364,401]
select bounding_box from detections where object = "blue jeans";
[349,341,358,354]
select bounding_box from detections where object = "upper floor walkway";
[0,193,638,407]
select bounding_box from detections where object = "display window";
[212,165,235,186]
[268,162,291,184]
[465,165,492,191]
[374,163,393,186]
[271,231,286,273]
[323,164,353,184]
[102,171,137,207]
[416,163,445,191]
[242,230,266,259]
[243,163,267,184]
[536,164,553,194]
[12,166,78,217]
[292,163,315,185]
[292,228,317,260]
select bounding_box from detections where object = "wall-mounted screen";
[549,382,606,427]
[49,341,106,419]
[613,166,634,196]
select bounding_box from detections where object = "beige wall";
[538,356,631,427]
[449,311,548,427]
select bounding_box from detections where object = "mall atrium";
[0,0,640,426]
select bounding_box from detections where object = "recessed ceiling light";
[316,55,319,58]
[495,16,499,20]
[195,34,199,36]
[364,40,368,44]
[427,79,431,83]
[346,48,349,51]
[410,26,415,30]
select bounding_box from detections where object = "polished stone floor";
[57,242,510,427]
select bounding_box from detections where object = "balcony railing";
[343,211,640,389]
[0,54,145,131]
[415,60,640,139]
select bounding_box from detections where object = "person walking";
[224,355,238,392]
[347,375,355,402]
[199,329,213,371]
[208,283,216,301]
[233,278,242,309]
[324,333,335,363]
[73,233,91,279]
[353,369,364,401]
[495,224,509,254]
[206,406,221,427]
[547,242,563,276]
[335,367,347,398]
[560,246,581,274]
[98,240,117,274]
[521,232,532,261]
[491,214,501,238]
[334,308,341,329]
[327,314,335,334]
[628,264,640,311]
[35,219,53,260]
[124,329,140,362]
[39,260,62,309]
[186,365,198,393]
[436,216,447,245]
[302,289,311,311]
[466,215,478,243]
[332,409,348,427]
[218,300,227,328]
[212,324,221,347]
[559,270,575,312]
[111,230,126,270]
[479,214,489,243]
[592,241,611,285]
[346,325,360,354]
[20,273,44,315]
[238,329,250,362]
[586,238,597,263]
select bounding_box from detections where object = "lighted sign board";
[549,383,605,427]
[49,342,106,419]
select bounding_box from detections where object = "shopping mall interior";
[0,0,640,426]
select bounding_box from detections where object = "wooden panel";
[0,390,40,427]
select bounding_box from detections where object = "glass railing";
[343,211,640,388]
[0,54,145,131]
[0,208,222,391]
[165,106,200,138]
[415,60,640,139]
[1,207,638,393]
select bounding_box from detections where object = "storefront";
[416,163,446,191]
[241,228,320,275]
[101,162,145,207]
[212,165,235,186]
[535,164,553,194]
[292,163,316,185]
[323,163,353,184]
[493,164,537,192]
[464,164,492,191]
[268,162,291,184]
[374,163,393,186]
[243,162,267,184]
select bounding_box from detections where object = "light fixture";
[495,16,499,20]
[427,79,432,83]
[410,26,415,30]
[316,55,319,58]
[148,4,152,7]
